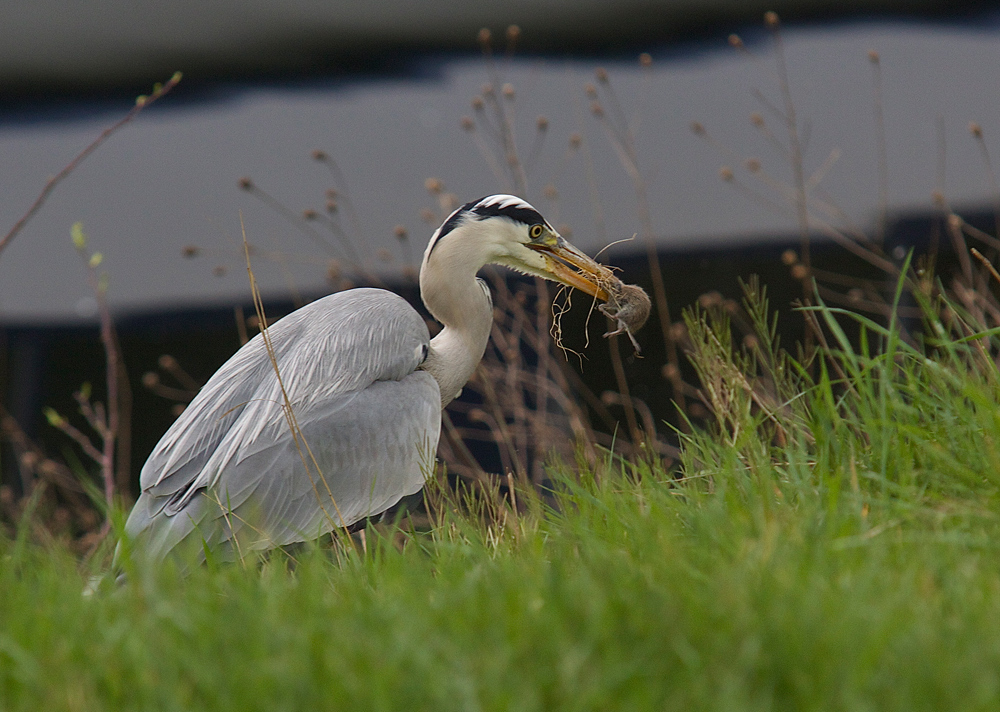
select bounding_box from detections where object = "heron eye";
[529,224,544,239]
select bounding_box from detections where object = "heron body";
[119,195,610,564]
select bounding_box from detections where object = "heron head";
[421,194,611,300]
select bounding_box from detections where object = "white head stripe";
[476,194,537,212]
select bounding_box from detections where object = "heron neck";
[421,273,493,408]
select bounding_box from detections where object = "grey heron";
[117,194,612,564]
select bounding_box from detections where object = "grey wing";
[121,288,439,562]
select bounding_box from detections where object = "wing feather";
[123,288,439,562]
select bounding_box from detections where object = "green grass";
[4,282,1000,711]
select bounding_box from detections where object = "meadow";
[5,271,1000,710]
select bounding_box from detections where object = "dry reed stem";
[0,72,182,257]
[869,50,889,243]
[587,68,687,428]
[971,248,1000,287]
[241,215,348,535]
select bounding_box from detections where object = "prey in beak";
[527,233,651,354]
[526,235,613,301]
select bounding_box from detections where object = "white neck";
[420,270,493,407]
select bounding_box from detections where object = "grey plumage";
[117,194,612,567]
[123,289,438,561]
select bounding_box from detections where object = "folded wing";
[121,289,440,563]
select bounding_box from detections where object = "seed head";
[970,121,983,139]
[719,166,734,182]
[424,177,444,194]
[237,177,254,191]
[698,291,723,308]
[302,209,319,220]
[690,121,706,136]
[393,225,408,240]
[781,249,798,266]
[568,132,582,149]
[744,158,761,173]
[764,11,780,28]
[750,112,764,127]
[728,34,743,49]
[311,149,328,161]
[595,67,609,83]
[867,49,880,64]
[536,115,549,131]
[584,83,598,99]
[460,115,475,131]
[506,25,520,42]
[502,83,515,99]
[639,52,652,67]
[477,28,491,46]
[181,245,200,258]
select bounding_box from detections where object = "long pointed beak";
[528,238,612,301]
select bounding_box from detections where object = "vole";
[599,281,651,355]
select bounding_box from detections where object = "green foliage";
[70,221,86,251]
[4,286,1000,711]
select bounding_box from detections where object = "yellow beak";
[527,238,612,301]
